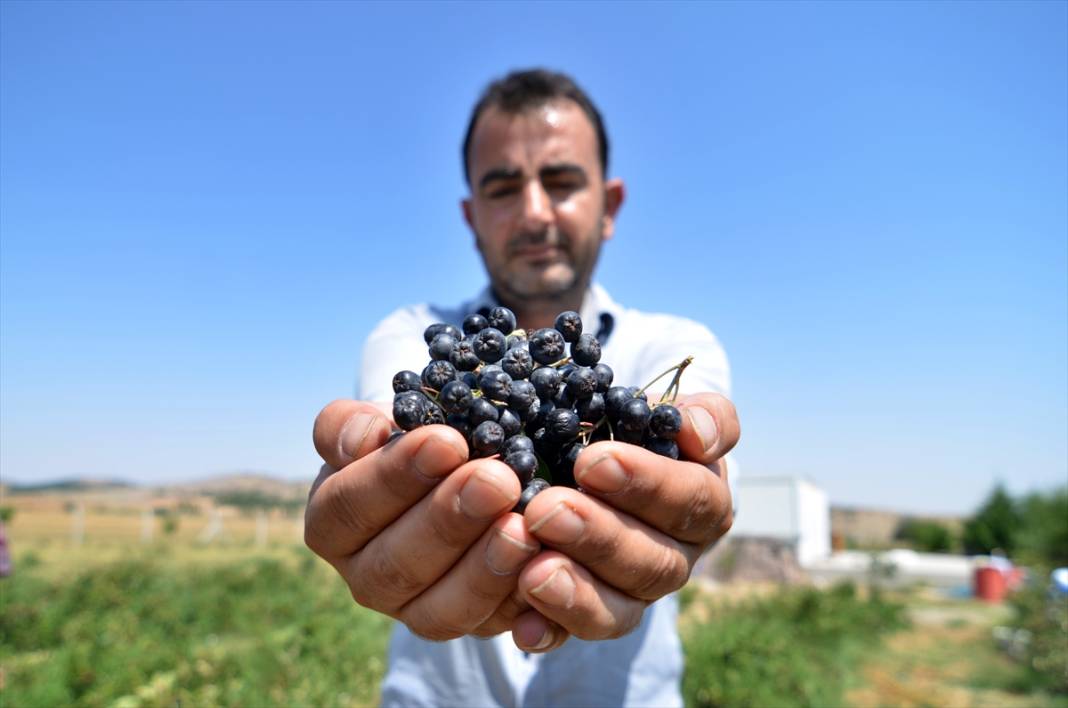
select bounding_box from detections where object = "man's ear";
[601,178,625,241]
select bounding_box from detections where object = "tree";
[962,483,1020,556]
[1015,486,1068,567]
[895,518,954,553]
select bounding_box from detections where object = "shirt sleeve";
[634,314,731,399]
[356,306,436,403]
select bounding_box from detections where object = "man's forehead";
[468,100,599,177]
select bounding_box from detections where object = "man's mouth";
[512,244,565,262]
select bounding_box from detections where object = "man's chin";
[502,270,578,302]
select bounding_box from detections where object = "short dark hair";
[462,69,609,185]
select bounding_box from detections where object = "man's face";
[463,100,624,306]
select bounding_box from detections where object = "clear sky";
[2,1,1065,515]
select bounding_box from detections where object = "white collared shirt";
[356,283,732,708]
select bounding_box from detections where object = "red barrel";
[974,566,1007,602]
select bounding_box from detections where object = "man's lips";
[511,244,565,261]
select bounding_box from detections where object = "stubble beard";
[484,223,604,310]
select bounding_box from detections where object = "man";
[305,69,739,706]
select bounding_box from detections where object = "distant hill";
[169,473,309,500]
[832,506,964,548]
[4,478,136,494]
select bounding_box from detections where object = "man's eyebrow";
[539,163,587,180]
[478,167,522,190]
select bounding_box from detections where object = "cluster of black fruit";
[392,307,688,512]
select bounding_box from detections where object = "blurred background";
[1,1,1065,706]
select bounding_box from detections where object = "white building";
[732,475,831,567]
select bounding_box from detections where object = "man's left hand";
[510,392,739,652]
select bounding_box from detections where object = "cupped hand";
[305,400,541,641]
[511,392,739,652]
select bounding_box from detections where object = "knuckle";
[404,604,468,642]
[674,480,715,538]
[302,518,331,558]
[631,543,690,599]
[323,477,377,544]
[351,548,424,611]
[425,497,475,551]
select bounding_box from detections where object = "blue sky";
[1,1,1065,514]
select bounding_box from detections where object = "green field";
[2,522,1065,706]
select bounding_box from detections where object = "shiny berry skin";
[514,477,550,513]
[557,442,585,488]
[478,368,512,401]
[554,311,583,342]
[529,400,555,429]
[501,346,534,380]
[462,313,489,335]
[617,425,646,445]
[646,437,680,459]
[566,366,598,400]
[626,386,648,402]
[529,328,566,365]
[505,450,538,484]
[471,421,505,457]
[592,363,614,392]
[421,360,457,391]
[392,370,423,394]
[446,413,472,438]
[506,332,528,350]
[605,386,632,419]
[498,407,522,437]
[461,371,479,389]
[570,333,601,366]
[449,339,481,371]
[468,398,499,426]
[619,397,652,431]
[474,327,507,363]
[530,367,561,398]
[576,392,606,423]
[507,379,537,411]
[552,381,573,408]
[429,332,457,361]
[439,380,473,414]
[501,435,535,457]
[547,407,580,442]
[487,307,517,334]
[649,404,682,440]
[420,403,445,426]
[423,323,447,345]
[393,391,429,431]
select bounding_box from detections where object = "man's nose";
[520,181,553,231]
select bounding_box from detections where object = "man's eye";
[487,185,519,199]
[545,180,581,195]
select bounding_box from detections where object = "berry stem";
[637,356,694,402]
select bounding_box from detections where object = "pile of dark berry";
[392,307,689,511]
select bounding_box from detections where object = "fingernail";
[458,468,517,519]
[575,453,627,494]
[686,406,718,454]
[485,529,538,575]
[413,432,467,479]
[529,567,575,608]
[339,413,375,462]
[530,626,555,651]
[527,503,584,544]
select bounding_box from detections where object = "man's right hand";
[304,400,540,641]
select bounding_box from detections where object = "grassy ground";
[3,497,1065,707]
[846,593,1068,708]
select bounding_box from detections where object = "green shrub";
[0,555,391,706]
[682,583,907,707]
[1008,573,1068,695]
